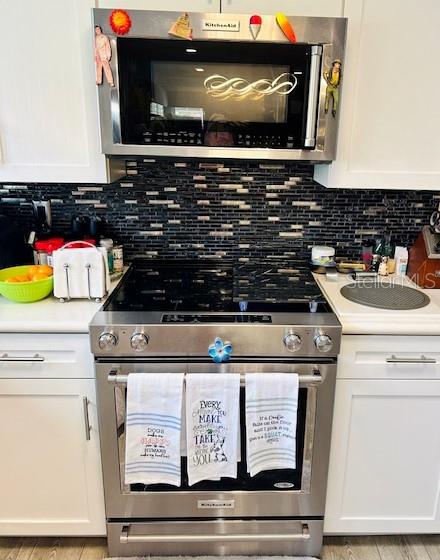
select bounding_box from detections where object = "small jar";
[112,245,124,272]
[34,240,50,265]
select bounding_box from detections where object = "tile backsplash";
[1,159,438,263]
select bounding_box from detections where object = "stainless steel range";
[90,260,341,557]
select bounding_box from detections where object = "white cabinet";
[325,336,440,534]
[222,0,343,16]
[0,0,117,183]
[97,0,220,10]
[0,334,105,536]
[315,0,440,190]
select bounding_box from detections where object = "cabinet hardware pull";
[0,353,45,362]
[120,522,310,544]
[386,355,437,364]
[107,371,323,387]
[82,397,91,441]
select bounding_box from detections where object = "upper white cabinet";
[0,0,115,183]
[97,1,220,10]
[222,0,343,16]
[315,0,440,189]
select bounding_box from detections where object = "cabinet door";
[315,0,440,189]
[222,0,344,16]
[325,379,440,534]
[97,0,220,10]
[0,1,109,183]
[0,379,105,536]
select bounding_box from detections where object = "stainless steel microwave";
[93,9,346,162]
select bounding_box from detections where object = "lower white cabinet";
[325,336,440,534]
[0,335,105,536]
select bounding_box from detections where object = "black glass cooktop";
[104,259,329,313]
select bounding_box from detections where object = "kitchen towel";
[245,373,299,477]
[125,373,184,487]
[186,373,240,486]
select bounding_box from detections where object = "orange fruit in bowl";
[31,272,51,282]
[15,274,31,282]
[36,265,53,276]
[28,265,39,276]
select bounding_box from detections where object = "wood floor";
[0,535,439,560]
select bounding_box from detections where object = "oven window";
[115,385,310,493]
[117,39,314,149]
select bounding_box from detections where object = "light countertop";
[0,272,125,334]
[314,272,440,335]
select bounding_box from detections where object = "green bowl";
[0,265,53,303]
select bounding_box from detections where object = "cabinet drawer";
[0,333,94,379]
[338,335,440,380]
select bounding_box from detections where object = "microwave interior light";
[195,67,205,72]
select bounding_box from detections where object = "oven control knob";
[283,333,302,352]
[98,332,118,350]
[314,334,333,353]
[130,332,149,352]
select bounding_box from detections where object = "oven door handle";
[120,523,310,544]
[107,371,323,386]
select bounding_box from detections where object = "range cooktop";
[104,259,330,314]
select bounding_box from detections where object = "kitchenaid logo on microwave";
[197,500,235,509]
[202,19,240,32]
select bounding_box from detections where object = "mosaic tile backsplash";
[1,159,439,263]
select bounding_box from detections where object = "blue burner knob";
[208,337,233,362]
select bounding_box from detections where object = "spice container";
[34,240,50,265]
[112,245,124,272]
[34,237,65,266]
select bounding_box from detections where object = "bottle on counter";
[112,244,124,272]
[394,246,409,276]
[378,256,389,276]
[99,238,114,273]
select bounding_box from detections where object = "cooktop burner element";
[90,259,341,359]
[104,259,328,313]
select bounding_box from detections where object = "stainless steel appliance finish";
[108,520,323,556]
[90,312,341,358]
[90,261,341,557]
[93,9,347,162]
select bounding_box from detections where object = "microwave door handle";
[304,45,323,148]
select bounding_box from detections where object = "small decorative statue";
[323,59,342,117]
[168,13,193,40]
[95,25,114,87]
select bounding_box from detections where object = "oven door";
[95,360,335,519]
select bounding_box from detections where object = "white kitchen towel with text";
[125,373,184,487]
[186,373,240,486]
[245,373,299,477]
